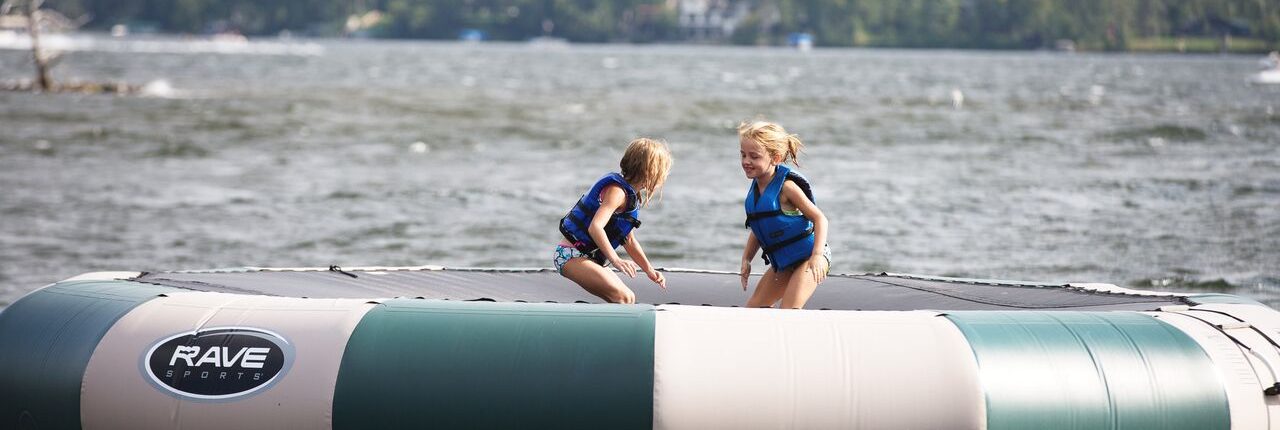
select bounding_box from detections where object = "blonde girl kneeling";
[555,138,672,303]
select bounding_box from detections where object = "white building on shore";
[674,0,750,41]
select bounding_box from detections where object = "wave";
[1100,124,1208,143]
[139,80,178,98]
[1130,274,1280,291]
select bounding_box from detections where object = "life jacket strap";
[567,201,591,232]
[616,213,641,229]
[744,210,784,228]
[602,223,630,246]
[559,220,607,265]
[564,198,639,255]
[763,226,814,254]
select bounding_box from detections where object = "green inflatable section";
[945,311,1229,430]
[0,280,178,430]
[333,300,656,429]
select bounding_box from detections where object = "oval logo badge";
[142,327,294,401]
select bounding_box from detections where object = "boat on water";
[1,265,1276,429]
[788,32,814,51]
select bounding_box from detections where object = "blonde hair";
[619,137,672,207]
[738,120,804,166]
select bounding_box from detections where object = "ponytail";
[784,133,804,166]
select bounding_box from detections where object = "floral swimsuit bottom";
[553,243,588,273]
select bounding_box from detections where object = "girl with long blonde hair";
[555,138,672,303]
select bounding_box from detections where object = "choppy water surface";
[2,37,1277,307]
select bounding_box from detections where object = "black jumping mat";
[130,267,1192,311]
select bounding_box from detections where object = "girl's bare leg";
[561,257,636,304]
[746,267,789,308]
[780,262,823,309]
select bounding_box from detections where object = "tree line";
[42,0,1280,50]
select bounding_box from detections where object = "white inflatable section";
[80,292,375,429]
[652,306,984,429]
[62,271,144,282]
[1200,304,1280,428]
[1152,309,1272,429]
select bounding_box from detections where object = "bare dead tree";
[26,0,51,90]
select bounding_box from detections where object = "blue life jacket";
[745,164,816,271]
[560,173,642,264]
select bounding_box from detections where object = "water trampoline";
[2,265,1278,429]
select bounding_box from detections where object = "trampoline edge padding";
[944,311,1230,430]
[4,270,1273,429]
[652,307,986,429]
[78,291,378,429]
[332,300,656,429]
[0,280,180,429]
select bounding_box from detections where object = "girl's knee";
[606,286,636,304]
[620,287,636,304]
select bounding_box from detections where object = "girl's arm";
[740,230,760,290]
[588,185,640,278]
[623,231,666,289]
[782,181,828,284]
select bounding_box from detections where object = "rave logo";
[142,327,294,401]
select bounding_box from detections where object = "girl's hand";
[611,257,639,278]
[647,269,667,290]
[804,256,828,284]
[739,260,751,291]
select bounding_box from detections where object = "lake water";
[1,36,1277,307]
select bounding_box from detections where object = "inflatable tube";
[1,266,1277,429]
